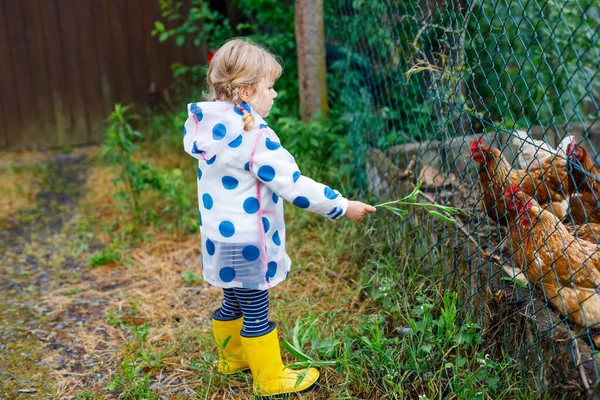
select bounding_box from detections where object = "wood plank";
[73,0,105,143]
[140,0,159,90]
[57,0,89,146]
[107,1,135,104]
[145,0,172,91]
[91,0,115,120]
[3,0,40,149]
[124,0,150,105]
[0,75,6,148]
[22,0,57,148]
[38,0,69,149]
[0,2,18,149]
[0,96,6,150]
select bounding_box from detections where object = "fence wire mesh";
[324,0,600,396]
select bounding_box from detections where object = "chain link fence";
[324,0,600,396]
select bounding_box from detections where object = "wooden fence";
[0,0,207,150]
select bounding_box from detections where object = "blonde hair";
[206,38,282,131]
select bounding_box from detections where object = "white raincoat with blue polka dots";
[183,101,349,290]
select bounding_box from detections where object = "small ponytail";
[231,87,256,132]
[241,110,255,132]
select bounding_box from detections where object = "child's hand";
[344,201,376,222]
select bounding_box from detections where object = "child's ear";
[239,85,253,103]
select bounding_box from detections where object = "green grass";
[180,270,201,285]
[88,246,121,267]
[347,213,534,398]
[62,287,84,296]
[106,353,156,400]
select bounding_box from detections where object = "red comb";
[470,139,482,153]
[504,184,521,197]
[567,140,576,154]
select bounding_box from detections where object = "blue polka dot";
[258,166,276,182]
[266,138,281,150]
[219,267,236,282]
[206,155,216,165]
[183,127,186,137]
[242,245,260,262]
[285,271,289,279]
[272,193,279,204]
[243,197,260,214]
[212,123,227,140]
[267,261,277,278]
[198,211,202,226]
[293,171,301,183]
[234,102,251,115]
[327,207,338,216]
[202,193,213,210]
[244,161,250,171]
[190,103,203,120]
[259,124,268,129]
[324,187,339,199]
[293,196,310,209]
[192,142,204,154]
[197,168,202,180]
[219,221,235,237]
[273,231,281,246]
[222,176,239,190]
[228,135,243,148]
[206,239,215,256]
[262,217,270,233]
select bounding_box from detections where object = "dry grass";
[43,150,367,399]
[0,151,47,218]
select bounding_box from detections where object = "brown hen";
[470,139,569,225]
[566,142,600,224]
[505,185,600,328]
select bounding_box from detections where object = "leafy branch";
[374,182,461,223]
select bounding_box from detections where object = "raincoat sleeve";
[182,104,207,160]
[249,129,349,220]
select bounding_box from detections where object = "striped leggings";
[219,288,271,336]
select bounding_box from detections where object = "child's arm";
[249,132,373,221]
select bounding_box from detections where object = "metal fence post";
[295,0,329,122]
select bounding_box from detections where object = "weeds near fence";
[103,104,160,232]
[349,214,535,399]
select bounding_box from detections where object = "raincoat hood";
[186,101,267,160]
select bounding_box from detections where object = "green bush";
[466,0,600,127]
[103,104,161,231]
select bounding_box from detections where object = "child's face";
[248,78,278,118]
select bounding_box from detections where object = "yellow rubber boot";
[211,310,249,374]
[241,323,320,397]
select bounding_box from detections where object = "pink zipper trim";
[250,131,271,288]
[193,114,200,138]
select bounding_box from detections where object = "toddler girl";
[183,37,375,397]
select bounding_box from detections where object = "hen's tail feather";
[511,130,573,168]
[557,135,575,157]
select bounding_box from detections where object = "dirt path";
[0,153,88,399]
